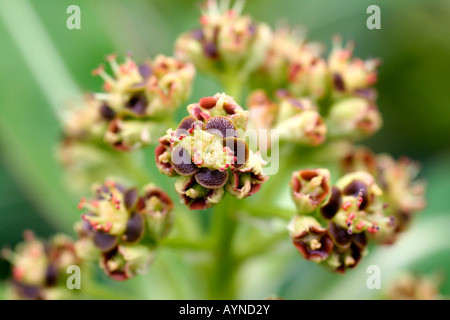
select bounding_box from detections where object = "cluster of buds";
[175,0,271,79]
[288,169,396,272]
[252,30,380,100]
[386,273,442,300]
[61,53,194,154]
[75,180,173,280]
[340,147,426,242]
[248,90,326,147]
[58,54,195,193]
[2,232,80,300]
[155,93,268,209]
[327,36,379,98]
[248,89,381,144]
[251,26,327,99]
[93,54,195,121]
[247,28,382,143]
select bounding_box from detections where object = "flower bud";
[137,184,174,240]
[290,169,330,214]
[78,181,132,239]
[275,97,327,145]
[246,90,278,151]
[247,90,327,147]
[376,155,426,236]
[250,26,327,98]
[93,54,195,118]
[288,169,398,272]
[287,46,328,99]
[325,223,368,273]
[331,172,395,246]
[328,36,380,95]
[2,232,80,300]
[174,0,271,77]
[187,92,249,132]
[247,90,278,132]
[104,118,152,151]
[100,244,155,281]
[326,97,382,140]
[287,216,334,262]
[175,175,225,210]
[75,180,173,280]
[63,95,108,141]
[226,150,268,199]
[386,273,442,300]
[340,147,377,175]
[339,148,426,242]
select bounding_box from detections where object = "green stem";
[160,237,212,251]
[208,197,239,299]
[221,69,244,103]
[236,229,289,263]
[82,283,139,300]
[117,152,154,186]
[241,202,296,221]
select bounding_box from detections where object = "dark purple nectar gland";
[328,222,352,250]
[205,116,239,138]
[138,63,152,80]
[223,137,249,169]
[203,42,219,59]
[176,116,204,138]
[195,168,229,189]
[99,103,116,120]
[171,146,199,176]
[333,73,346,92]
[125,93,148,116]
[124,188,139,211]
[122,212,145,244]
[343,180,369,210]
[93,231,118,252]
[320,187,342,220]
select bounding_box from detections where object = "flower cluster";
[251,30,379,100]
[251,26,326,98]
[248,90,327,147]
[288,169,396,272]
[57,54,195,193]
[175,1,382,144]
[2,232,80,300]
[60,53,195,156]
[340,147,426,243]
[175,0,271,79]
[386,273,442,300]
[247,31,382,144]
[38,0,429,291]
[75,180,173,280]
[156,93,268,209]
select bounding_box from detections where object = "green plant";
[1,0,435,300]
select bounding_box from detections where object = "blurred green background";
[0,0,449,299]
